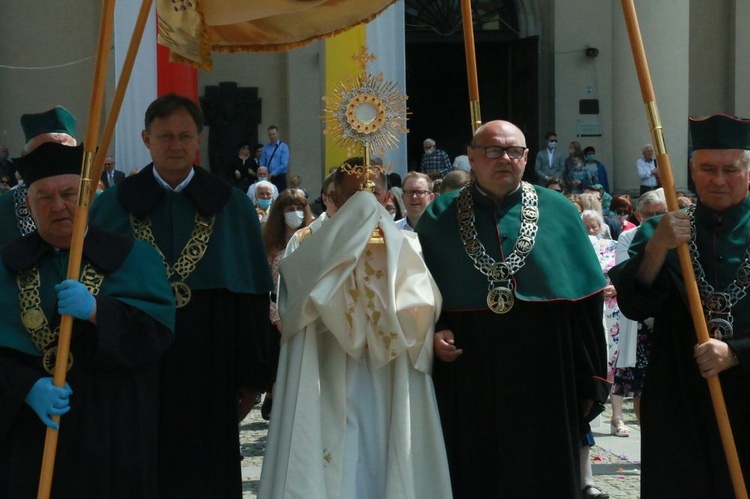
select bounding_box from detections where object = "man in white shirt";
[395,172,435,232]
[636,144,659,194]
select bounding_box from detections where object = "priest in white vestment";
[258,190,451,499]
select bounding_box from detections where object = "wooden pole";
[37,0,115,496]
[620,1,747,496]
[37,0,154,496]
[460,0,481,132]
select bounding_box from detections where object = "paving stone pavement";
[240,398,642,498]
[239,404,267,498]
[591,399,641,498]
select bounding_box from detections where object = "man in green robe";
[0,106,78,247]
[417,120,609,498]
[612,114,750,497]
[0,142,175,498]
[89,93,275,498]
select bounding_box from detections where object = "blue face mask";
[586,154,596,162]
[257,198,272,209]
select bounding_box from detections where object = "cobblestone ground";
[592,399,641,498]
[240,404,267,498]
[240,399,642,498]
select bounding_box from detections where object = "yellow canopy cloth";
[157,0,397,70]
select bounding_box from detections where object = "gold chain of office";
[17,264,103,374]
[687,204,750,341]
[130,213,215,308]
[457,181,539,314]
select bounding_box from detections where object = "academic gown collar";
[1,223,133,272]
[471,181,522,210]
[694,195,750,230]
[116,164,231,217]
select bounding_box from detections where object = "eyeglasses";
[154,133,198,144]
[615,210,631,216]
[473,145,527,160]
[403,189,432,198]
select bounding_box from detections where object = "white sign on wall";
[576,116,603,137]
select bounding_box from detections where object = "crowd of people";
[1,96,748,499]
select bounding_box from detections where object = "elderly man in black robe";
[613,114,750,498]
[0,142,175,498]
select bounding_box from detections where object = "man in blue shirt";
[260,125,290,192]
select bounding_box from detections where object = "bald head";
[24,133,77,155]
[472,120,526,146]
[468,120,528,200]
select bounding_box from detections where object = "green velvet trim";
[0,240,175,356]
[90,186,273,294]
[417,183,606,311]
[628,196,750,332]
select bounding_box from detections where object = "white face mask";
[284,210,305,230]
[424,147,435,155]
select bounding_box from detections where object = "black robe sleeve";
[0,350,43,439]
[90,296,173,368]
[0,298,171,440]
[571,292,611,425]
[611,251,674,321]
[614,251,750,385]
[235,292,274,392]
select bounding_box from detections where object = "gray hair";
[581,209,604,229]
[637,187,666,210]
[247,180,278,203]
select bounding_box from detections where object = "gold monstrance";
[323,47,409,242]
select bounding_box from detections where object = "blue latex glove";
[55,279,95,320]
[24,378,73,430]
